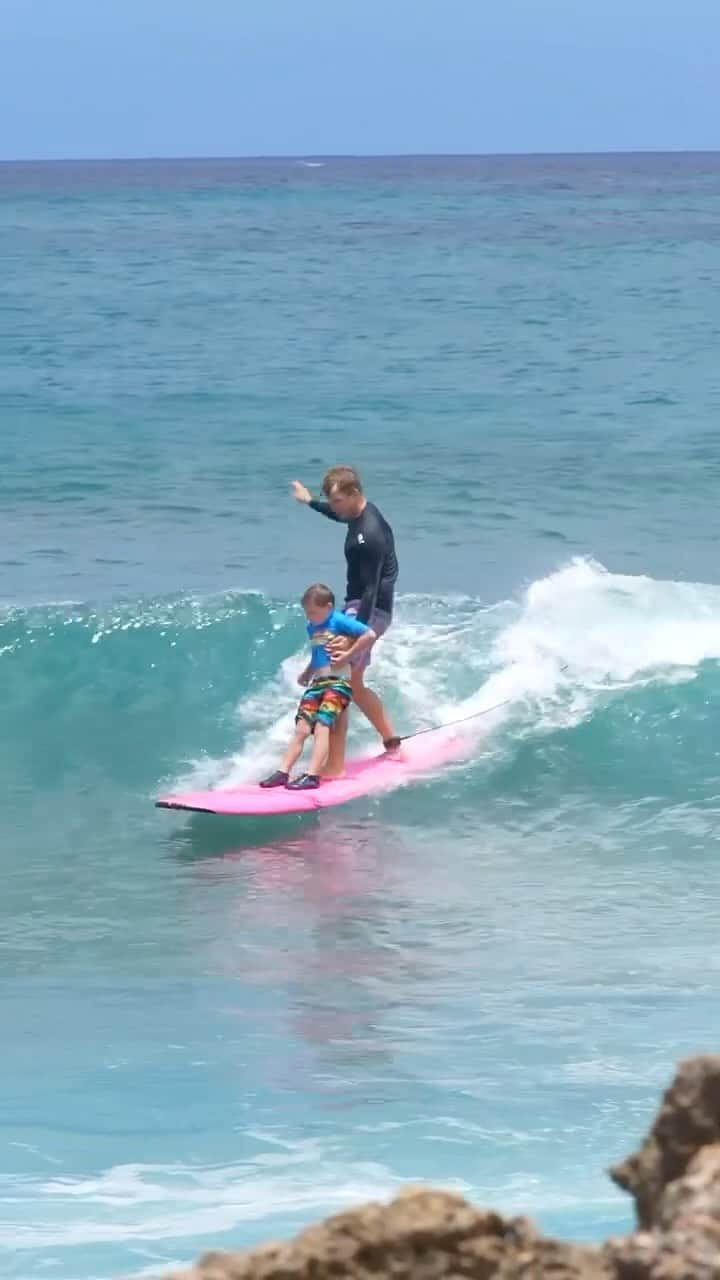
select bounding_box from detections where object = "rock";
[169,1187,611,1280]
[169,1056,720,1280]
[610,1055,720,1228]
[606,1144,720,1279]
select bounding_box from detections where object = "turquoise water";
[3,154,720,1279]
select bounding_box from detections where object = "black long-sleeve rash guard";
[308,498,398,623]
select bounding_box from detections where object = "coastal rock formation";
[608,1054,720,1279]
[170,1055,720,1280]
[169,1190,611,1280]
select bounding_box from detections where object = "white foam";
[169,559,720,794]
[501,557,720,682]
[3,1158,403,1250]
[1,1152,620,1260]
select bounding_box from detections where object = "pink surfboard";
[156,728,470,816]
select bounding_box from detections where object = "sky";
[1,0,717,160]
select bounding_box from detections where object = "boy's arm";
[297,662,312,686]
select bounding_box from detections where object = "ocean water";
[3,153,720,1279]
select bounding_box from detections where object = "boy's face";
[304,601,333,625]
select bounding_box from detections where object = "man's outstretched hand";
[291,480,312,504]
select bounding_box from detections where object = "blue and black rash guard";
[308,499,399,623]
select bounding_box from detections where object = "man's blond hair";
[321,465,362,497]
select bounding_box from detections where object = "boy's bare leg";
[279,722,311,774]
[306,722,331,777]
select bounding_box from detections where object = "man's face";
[327,484,361,519]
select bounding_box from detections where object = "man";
[291,466,400,772]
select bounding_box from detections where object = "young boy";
[259,583,376,791]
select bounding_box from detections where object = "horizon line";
[2,147,720,166]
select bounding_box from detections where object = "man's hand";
[291,480,312,504]
[326,635,352,662]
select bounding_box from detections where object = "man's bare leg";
[324,670,398,777]
[324,709,349,777]
[350,668,397,745]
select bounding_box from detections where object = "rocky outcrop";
[607,1054,720,1279]
[170,1055,720,1280]
[169,1190,612,1280]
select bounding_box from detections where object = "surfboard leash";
[397,663,570,743]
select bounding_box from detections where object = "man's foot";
[259,770,289,788]
[383,736,402,752]
[286,773,320,791]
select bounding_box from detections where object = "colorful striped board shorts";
[296,676,353,730]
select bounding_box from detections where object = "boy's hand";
[291,480,312,504]
[297,668,311,686]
